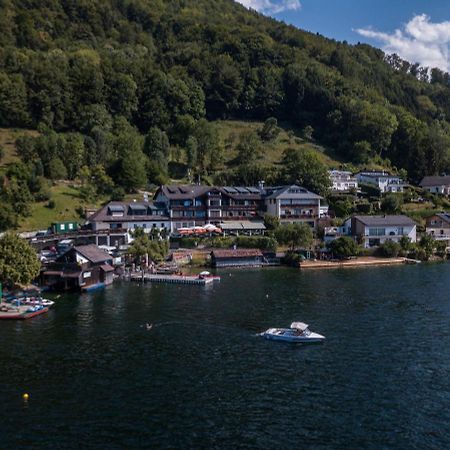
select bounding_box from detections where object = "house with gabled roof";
[40,244,114,291]
[87,201,171,234]
[356,171,406,193]
[420,176,450,195]
[264,184,323,229]
[425,212,450,242]
[341,215,416,248]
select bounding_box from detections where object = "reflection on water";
[1,264,450,448]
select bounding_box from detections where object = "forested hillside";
[1,0,450,229]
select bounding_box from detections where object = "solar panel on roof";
[167,188,176,194]
[224,187,237,194]
[247,187,259,193]
[129,204,147,210]
[235,187,248,194]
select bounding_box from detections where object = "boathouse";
[41,244,114,291]
[210,249,263,268]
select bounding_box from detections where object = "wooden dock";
[127,273,216,285]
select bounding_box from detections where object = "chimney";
[258,180,265,192]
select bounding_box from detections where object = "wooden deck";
[127,273,216,285]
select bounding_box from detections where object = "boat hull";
[263,328,325,343]
[0,307,49,320]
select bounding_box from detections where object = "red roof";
[211,249,263,258]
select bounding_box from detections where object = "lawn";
[215,119,342,168]
[18,183,105,232]
[0,128,39,168]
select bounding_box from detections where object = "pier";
[126,272,217,285]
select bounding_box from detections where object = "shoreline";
[298,256,410,270]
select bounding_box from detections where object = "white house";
[356,171,406,193]
[420,176,450,195]
[329,170,359,192]
[87,201,171,234]
[341,215,416,248]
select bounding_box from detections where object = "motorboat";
[0,303,49,320]
[263,322,325,343]
[22,297,55,308]
[7,297,55,308]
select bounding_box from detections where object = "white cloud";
[236,0,301,15]
[356,14,450,72]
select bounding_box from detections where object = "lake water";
[1,264,450,449]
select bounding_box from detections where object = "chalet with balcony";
[264,185,323,229]
[342,215,416,248]
[88,201,170,235]
[425,213,450,242]
[41,244,114,291]
[356,171,406,193]
[420,176,450,195]
[329,170,359,192]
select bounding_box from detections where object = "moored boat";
[263,322,325,343]
[0,303,49,320]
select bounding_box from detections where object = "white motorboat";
[263,322,325,343]
[18,297,55,308]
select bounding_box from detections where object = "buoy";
[22,393,29,401]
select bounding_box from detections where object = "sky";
[236,0,450,72]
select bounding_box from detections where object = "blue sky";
[236,0,450,71]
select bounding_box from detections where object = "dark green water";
[1,264,450,449]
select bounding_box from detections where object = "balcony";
[280,214,318,220]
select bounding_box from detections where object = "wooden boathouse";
[210,249,263,268]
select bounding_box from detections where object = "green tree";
[129,232,168,263]
[118,150,147,192]
[0,232,40,286]
[48,157,68,180]
[263,213,280,231]
[186,136,198,168]
[381,194,403,214]
[275,223,313,250]
[378,240,401,257]
[0,202,18,231]
[236,131,261,164]
[302,125,314,140]
[328,237,359,259]
[259,117,280,142]
[144,127,170,172]
[281,148,331,195]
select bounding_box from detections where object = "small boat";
[7,297,55,308]
[0,303,49,320]
[22,297,55,308]
[263,322,325,343]
[198,271,221,281]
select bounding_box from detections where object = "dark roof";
[74,245,112,263]
[420,176,450,187]
[158,185,213,199]
[264,185,322,200]
[353,215,416,227]
[100,264,114,272]
[88,201,169,223]
[211,249,263,258]
[157,185,262,200]
[432,213,450,225]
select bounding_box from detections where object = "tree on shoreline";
[0,233,40,286]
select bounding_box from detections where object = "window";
[60,224,65,230]
[368,228,386,236]
[397,227,404,235]
[69,223,73,230]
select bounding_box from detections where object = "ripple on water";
[1,264,450,449]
